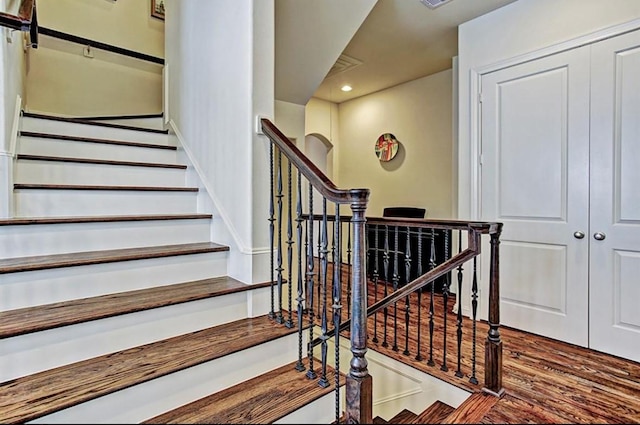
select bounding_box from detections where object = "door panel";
[590,30,640,362]
[480,46,591,346]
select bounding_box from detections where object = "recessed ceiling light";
[419,0,454,9]
[341,85,353,92]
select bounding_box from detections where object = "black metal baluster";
[427,228,436,367]
[331,220,337,323]
[276,150,285,324]
[306,182,317,379]
[403,226,411,356]
[455,230,464,378]
[317,216,323,319]
[295,171,305,372]
[285,160,294,328]
[333,204,343,423]
[319,198,330,388]
[382,225,390,348]
[415,228,424,361]
[441,230,450,372]
[392,226,399,352]
[372,224,380,344]
[469,256,479,385]
[346,221,352,320]
[268,143,275,320]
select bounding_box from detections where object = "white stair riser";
[1,251,228,311]
[18,136,179,164]
[31,333,301,424]
[14,189,199,216]
[21,117,174,146]
[0,219,211,258]
[15,160,187,187]
[1,288,271,382]
[277,392,341,424]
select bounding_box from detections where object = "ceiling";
[311,0,518,104]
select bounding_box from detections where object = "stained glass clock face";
[375,133,399,162]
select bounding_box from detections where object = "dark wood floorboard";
[143,359,345,424]
[0,276,268,338]
[0,213,212,226]
[16,154,187,169]
[301,263,640,423]
[22,111,169,134]
[19,131,177,150]
[414,400,454,424]
[13,183,199,191]
[389,408,418,423]
[0,314,298,424]
[0,242,228,274]
[360,280,640,423]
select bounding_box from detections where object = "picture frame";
[151,0,165,20]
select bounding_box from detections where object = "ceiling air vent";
[419,0,454,9]
[326,54,363,78]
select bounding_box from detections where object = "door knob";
[573,231,585,239]
[593,232,606,241]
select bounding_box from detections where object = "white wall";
[0,27,27,217]
[166,0,274,284]
[334,69,454,219]
[25,0,164,116]
[457,0,640,220]
[305,97,338,182]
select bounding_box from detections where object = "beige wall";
[25,0,164,116]
[36,0,164,58]
[331,69,454,219]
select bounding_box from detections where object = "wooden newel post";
[345,192,372,424]
[484,223,504,397]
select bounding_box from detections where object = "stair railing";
[260,118,503,424]
[261,118,372,423]
[0,0,37,47]
[307,216,504,398]
[0,0,34,31]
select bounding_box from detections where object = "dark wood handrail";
[303,213,497,233]
[0,0,35,31]
[38,26,165,65]
[261,119,369,205]
[309,228,482,348]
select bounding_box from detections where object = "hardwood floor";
[356,282,640,424]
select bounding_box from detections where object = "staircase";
[0,112,339,423]
[373,401,454,424]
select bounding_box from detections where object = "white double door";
[480,29,640,362]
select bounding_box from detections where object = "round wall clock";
[375,133,399,162]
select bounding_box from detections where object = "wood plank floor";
[144,360,345,424]
[357,281,640,424]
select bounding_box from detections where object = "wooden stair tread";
[20,131,177,150]
[16,154,187,169]
[0,315,298,424]
[414,400,455,424]
[0,242,228,274]
[74,112,163,121]
[0,213,212,226]
[389,408,419,424]
[0,276,269,338]
[22,111,169,134]
[13,183,198,191]
[441,392,500,424]
[373,416,389,424]
[143,360,345,424]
